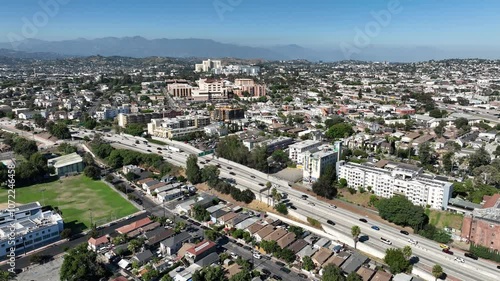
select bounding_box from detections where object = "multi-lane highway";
[71,130,500,280]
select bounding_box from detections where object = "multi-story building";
[0,202,63,259]
[167,83,193,98]
[302,142,341,183]
[95,105,130,120]
[118,110,183,128]
[147,115,211,139]
[211,106,245,122]
[288,140,322,164]
[336,160,453,210]
[461,194,500,250]
[232,79,266,97]
[191,79,232,101]
[194,59,222,73]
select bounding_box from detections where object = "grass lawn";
[426,209,463,230]
[0,175,138,233]
[338,189,376,209]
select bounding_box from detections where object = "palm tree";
[432,264,443,280]
[351,225,361,249]
[0,270,13,281]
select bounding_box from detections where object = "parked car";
[253,252,261,259]
[371,225,380,231]
[272,275,282,280]
[230,252,238,259]
[275,261,285,267]
[261,269,271,275]
[359,218,368,223]
[400,230,409,235]
[280,267,290,274]
[327,220,335,225]
[298,273,308,279]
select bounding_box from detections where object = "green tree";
[325,123,354,139]
[494,145,500,158]
[312,164,338,199]
[276,248,296,263]
[84,118,98,130]
[186,154,202,184]
[302,255,315,271]
[33,113,46,128]
[127,239,143,254]
[404,119,415,131]
[351,225,361,249]
[454,117,469,129]
[201,165,220,187]
[432,264,443,280]
[83,166,101,180]
[204,229,220,241]
[275,203,288,215]
[338,178,347,188]
[192,265,227,281]
[384,248,411,274]
[402,245,412,259]
[124,123,144,136]
[469,146,491,170]
[60,244,107,281]
[418,142,434,166]
[47,122,71,139]
[442,151,454,173]
[322,264,346,281]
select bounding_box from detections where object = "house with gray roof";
[160,232,192,255]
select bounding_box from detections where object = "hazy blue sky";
[1,0,499,49]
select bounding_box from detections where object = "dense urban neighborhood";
[0,55,499,281]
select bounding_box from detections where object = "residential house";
[194,252,220,267]
[132,250,154,265]
[356,267,376,281]
[144,228,175,248]
[218,212,238,225]
[323,255,347,269]
[254,225,275,243]
[287,239,308,254]
[371,270,393,281]
[116,217,152,235]
[311,247,333,267]
[341,252,368,274]
[277,232,296,249]
[226,214,249,229]
[210,208,229,224]
[160,232,192,256]
[88,236,110,252]
[235,217,259,230]
[245,223,264,236]
[184,240,217,263]
[297,245,318,262]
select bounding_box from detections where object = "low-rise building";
[288,140,322,164]
[461,194,500,250]
[303,142,341,183]
[147,115,211,139]
[47,153,84,177]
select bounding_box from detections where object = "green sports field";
[0,175,138,232]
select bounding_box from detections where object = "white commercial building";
[289,140,322,164]
[194,59,222,73]
[302,142,342,183]
[336,161,453,210]
[0,202,63,259]
[147,115,211,139]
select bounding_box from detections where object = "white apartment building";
[336,161,453,210]
[289,140,322,164]
[194,59,222,73]
[0,202,63,259]
[147,115,211,139]
[95,105,130,120]
[302,142,342,183]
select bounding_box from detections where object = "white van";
[380,237,392,245]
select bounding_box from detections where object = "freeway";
[71,130,500,280]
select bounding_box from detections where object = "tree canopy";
[384,248,411,274]
[186,154,202,184]
[60,244,108,281]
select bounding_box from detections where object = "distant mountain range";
[0,37,498,62]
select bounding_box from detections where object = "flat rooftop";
[48,152,83,168]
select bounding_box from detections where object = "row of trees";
[258,240,296,263]
[312,164,338,199]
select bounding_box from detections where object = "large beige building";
[147,115,211,139]
[233,79,266,97]
[191,78,231,101]
[194,59,222,72]
[117,111,183,128]
[167,83,193,98]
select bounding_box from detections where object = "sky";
[1,0,499,50]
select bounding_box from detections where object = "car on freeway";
[147,149,151,152]
[454,257,465,263]
[258,183,264,186]
[359,218,368,223]
[229,172,236,175]
[289,205,297,210]
[308,202,315,206]
[408,239,418,245]
[329,204,337,209]
[301,195,308,200]
[442,248,453,255]
[261,269,271,276]
[327,220,335,225]
[464,252,478,260]
[439,244,449,249]
[280,267,291,274]
[199,161,205,164]
[250,175,255,178]
[227,166,232,169]
[380,237,392,245]
[497,265,500,269]
[371,225,380,231]
[400,230,409,235]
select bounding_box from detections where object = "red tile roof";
[88,235,108,246]
[116,217,152,234]
[186,240,216,256]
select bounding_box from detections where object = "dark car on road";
[258,183,264,186]
[359,218,368,223]
[400,230,409,235]
[442,248,454,255]
[227,166,232,169]
[275,261,285,267]
[289,205,297,210]
[464,252,478,260]
[298,273,307,279]
[272,275,282,280]
[261,268,271,276]
[327,220,335,225]
[229,172,236,175]
[280,267,290,274]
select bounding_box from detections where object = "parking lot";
[15,256,63,281]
